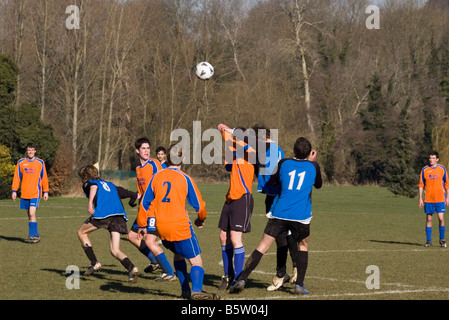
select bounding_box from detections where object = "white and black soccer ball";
[195,62,214,80]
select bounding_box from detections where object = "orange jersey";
[138,168,206,241]
[12,158,49,199]
[419,165,449,203]
[223,130,255,201]
[136,158,163,195]
[136,158,162,220]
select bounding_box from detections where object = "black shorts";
[264,218,310,243]
[85,215,129,235]
[218,193,253,233]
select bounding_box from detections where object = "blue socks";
[173,260,205,293]
[140,247,157,264]
[426,226,446,242]
[221,244,245,279]
[28,222,39,238]
[426,227,432,242]
[234,246,245,280]
[155,253,175,275]
[174,260,190,292]
[221,244,234,277]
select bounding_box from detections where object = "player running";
[77,165,140,283]
[138,145,220,300]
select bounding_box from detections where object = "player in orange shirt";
[217,124,256,290]
[128,137,175,280]
[11,143,49,243]
[419,151,449,247]
[137,145,219,300]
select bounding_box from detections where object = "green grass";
[1,184,449,300]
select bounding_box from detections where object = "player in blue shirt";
[253,125,299,291]
[77,165,140,283]
[229,137,322,295]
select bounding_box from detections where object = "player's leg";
[425,210,433,247]
[183,236,219,300]
[145,233,176,280]
[424,203,437,246]
[128,219,158,271]
[109,231,139,283]
[22,199,39,242]
[267,233,290,291]
[229,232,276,294]
[77,221,101,275]
[437,208,446,247]
[292,222,310,295]
[219,229,235,289]
[229,194,253,281]
[294,237,309,294]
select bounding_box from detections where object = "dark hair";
[166,144,183,166]
[293,137,312,159]
[430,150,440,159]
[135,137,151,150]
[78,165,100,182]
[156,146,166,154]
[252,124,270,140]
[25,142,36,150]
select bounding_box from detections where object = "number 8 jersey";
[138,168,207,242]
[82,180,128,220]
[268,159,322,223]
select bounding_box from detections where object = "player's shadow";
[0,235,28,243]
[99,281,178,298]
[368,239,422,246]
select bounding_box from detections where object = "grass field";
[1,183,449,301]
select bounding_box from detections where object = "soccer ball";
[195,62,214,80]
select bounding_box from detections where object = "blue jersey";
[257,141,285,196]
[82,179,128,221]
[268,159,322,223]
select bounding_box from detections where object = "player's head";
[135,137,151,162]
[252,124,270,141]
[25,142,37,159]
[156,146,167,162]
[429,150,440,166]
[293,137,312,160]
[430,150,440,159]
[135,137,151,149]
[166,144,184,167]
[78,165,100,182]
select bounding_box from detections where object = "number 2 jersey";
[268,158,322,223]
[138,168,207,242]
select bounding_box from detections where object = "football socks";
[155,253,175,276]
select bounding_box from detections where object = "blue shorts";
[424,202,446,214]
[20,198,40,210]
[162,228,201,259]
[130,218,158,236]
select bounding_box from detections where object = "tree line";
[1,0,449,197]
